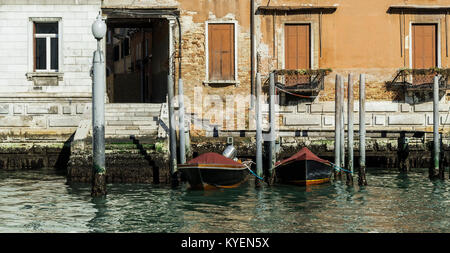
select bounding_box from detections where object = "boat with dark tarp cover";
[178,152,249,190]
[274,147,333,186]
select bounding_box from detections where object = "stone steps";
[87,103,162,138]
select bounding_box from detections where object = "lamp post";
[91,14,107,197]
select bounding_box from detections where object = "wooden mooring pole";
[359,74,368,186]
[432,75,443,179]
[255,73,263,187]
[334,74,341,179]
[339,75,345,179]
[267,72,276,184]
[168,74,178,187]
[347,74,354,185]
[178,78,186,165]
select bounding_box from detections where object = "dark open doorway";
[104,12,170,103]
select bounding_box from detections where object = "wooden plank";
[388,5,450,13]
[257,6,337,14]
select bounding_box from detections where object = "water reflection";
[88,196,108,233]
[0,168,449,232]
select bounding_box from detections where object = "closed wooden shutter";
[285,24,310,70]
[208,23,235,81]
[413,24,437,69]
[285,24,311,87]
[412,24,437,85]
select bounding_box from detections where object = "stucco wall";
[258,0,450,102]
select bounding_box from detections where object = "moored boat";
[274,147,333,186]
[178,152,249,190]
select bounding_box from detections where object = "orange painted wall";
[257,0,450,100]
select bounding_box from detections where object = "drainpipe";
[250,0,256,109]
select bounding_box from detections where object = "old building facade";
[101,0,450,137]
[1,0,450,143]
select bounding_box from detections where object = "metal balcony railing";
[272,69,332,93]
[387,68,450,91]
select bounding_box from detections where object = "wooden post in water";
[334,74,341,179]
[168,74,178,187]
[347,74,354,185]
[255,73,263,187]
[268,72,276,184]
[358,74,368,186]
[178,78,186,165]
[432,75,443,179]
[339,75,345,179]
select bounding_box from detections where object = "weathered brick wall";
[170,1,253,133]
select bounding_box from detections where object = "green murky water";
[0,168,449,233]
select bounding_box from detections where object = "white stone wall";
[0,1,101,94]
[274,101,450,134]
[0,1,101,137]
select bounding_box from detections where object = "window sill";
[26,72,63,86]
[203,80,239,87]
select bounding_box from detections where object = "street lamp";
[91,14,107,197]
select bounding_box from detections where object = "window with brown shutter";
[208,23,235,81]
[284,24,311,86]
[412,24,437,85]
[285,24,310,70]
[412,24,437,69]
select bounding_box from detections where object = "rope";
[328,162,354,174]
[275,85,316,99]
[242,161,265,181]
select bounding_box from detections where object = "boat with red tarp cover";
[274,147,333,186]
[178,152,249,190]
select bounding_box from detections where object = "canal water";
[0,168,449,233]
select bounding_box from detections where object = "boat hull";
[179,164,249,190]
[275,160,332,186]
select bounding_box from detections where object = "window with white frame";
[34,22,59,72]
[205,21,238,83]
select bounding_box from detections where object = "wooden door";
[412,24,437,85]
[285,24,311,87]
[208,23,235,81]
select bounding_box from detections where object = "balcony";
[271,69,332,97]
[387,68,450,91]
